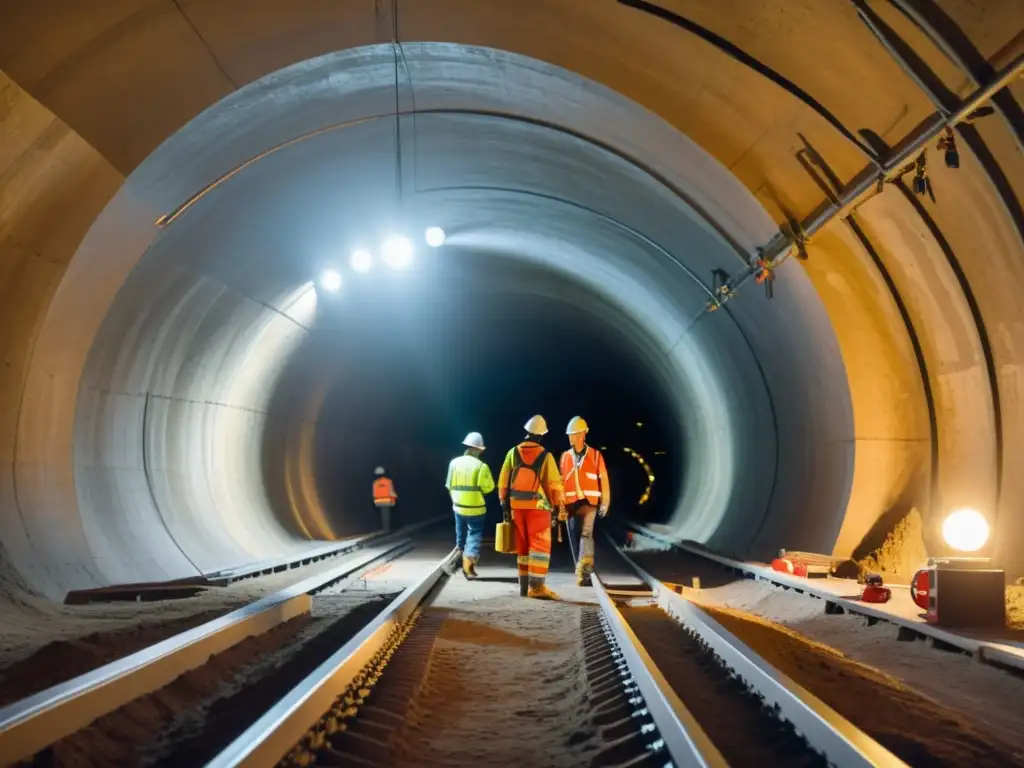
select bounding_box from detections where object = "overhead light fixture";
[425,226,446,247]
[942,508,989,552]
[319,269,342,292]
[351,249,373,273]
[382,235,414,269]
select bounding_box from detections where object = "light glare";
[351,249,372,273]
[942,508,989,552]
[425,226,446,247]
[382,235,414,268]
[320,269,342,292]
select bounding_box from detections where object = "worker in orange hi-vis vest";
[560,416,611,586]
[372,466,397,533]
[497,415,566,600]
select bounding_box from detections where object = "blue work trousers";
[454,511,486,561]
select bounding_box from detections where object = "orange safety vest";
[506,443,550,510]
[560,447,604,506]
[373,477,396,506]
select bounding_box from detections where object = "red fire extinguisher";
[911,568,930,611]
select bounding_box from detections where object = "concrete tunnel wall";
[0,1,1020,597]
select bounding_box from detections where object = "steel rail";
[589,569,729,767]
[564,522,726,766]
[621,521,1024,673]
[605,531,908,767]
[203,547,459,768]
[0,537,415,764]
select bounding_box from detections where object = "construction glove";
[557,505,568,522]
[501,502,511,523]
[598,504,609,518]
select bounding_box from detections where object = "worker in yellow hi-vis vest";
[445,432,496,579]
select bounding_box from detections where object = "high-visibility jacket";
[445,453,496,515]
[497,442,564,511]
[560,446,610,508]
[373,477,397,506]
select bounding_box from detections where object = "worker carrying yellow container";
[497,415,567,600]
[560,416,611,586]
[445,431,496,579]
[372,466,397,533]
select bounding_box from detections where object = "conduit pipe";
[715,51,1024,306]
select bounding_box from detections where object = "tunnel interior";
[1,2,1020,601]
[277,254,685,538]
[53,43,853,596]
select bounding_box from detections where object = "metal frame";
[204,547,459,768]
[612,537,908,767]
[0,538,414,764]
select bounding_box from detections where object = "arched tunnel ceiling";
[0,1,1021,597]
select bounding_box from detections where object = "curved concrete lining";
[0,2,1019,599]
[5,45,852,597]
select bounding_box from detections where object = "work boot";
[518,575,529,597]
[462,556,479,580]
[527,583,560,601]
[576,568,592,587]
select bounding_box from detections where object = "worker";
[445,431,496,579]
[560,416,611,586]
[372,466,397,533]
[498,415,567,600]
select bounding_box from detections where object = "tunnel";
[0,2,1021,601]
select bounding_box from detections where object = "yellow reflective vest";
[445,454,496,515]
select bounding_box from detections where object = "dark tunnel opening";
[265,253,684,540]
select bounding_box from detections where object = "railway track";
[0,535,444,766]
[1,521,937,767]
[184,524,905,768]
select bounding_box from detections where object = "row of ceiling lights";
[319,226,446,291]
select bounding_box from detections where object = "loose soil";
[706,606,1024,767]
[622,603,825,767]
[629,546,1024,765]
[0,609,223,707]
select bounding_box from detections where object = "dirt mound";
[1008,583,1024,630]
[857,508,929,581]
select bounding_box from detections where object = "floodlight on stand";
[425,226,446,247]
[382,235,414,269]
[351,249,372,273]
[319,269,342,292]
[941,508,989,552]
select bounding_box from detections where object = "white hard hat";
[463,432,486,450]
[524,415,549,435]
[566,416,589,435]
[374,466,385,475]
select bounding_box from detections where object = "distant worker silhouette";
[498,415,567,600]
[560,416,611,586]
[445,432,496,579]
[372,466,397,533]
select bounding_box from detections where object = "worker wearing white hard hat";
[497,415,566,600]
[560,416,611,586]
[372,466,397,533]
[445,432,496,579]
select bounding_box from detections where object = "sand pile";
[856,507,929,581]
[1008,583,1024,630]
[388,577,599,768]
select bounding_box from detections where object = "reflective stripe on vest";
[561,447,602,504]
[449,456,487,513]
